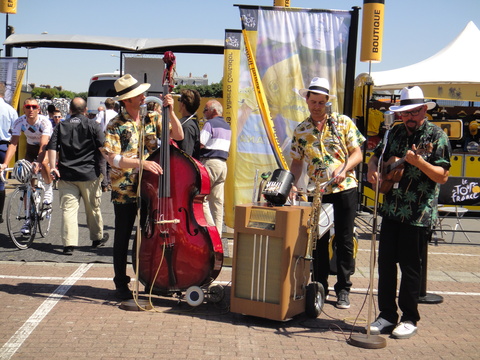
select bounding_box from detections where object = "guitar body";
[377,156,404,194]
[373,142,433,195]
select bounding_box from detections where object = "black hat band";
[400,98,425,106]
[117,82,141,96]
[309,86,329,94]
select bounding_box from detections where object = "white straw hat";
[389,86,436,112]
[114,74,151,101]
[299,77,336,99]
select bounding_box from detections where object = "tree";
[174,80,223,98]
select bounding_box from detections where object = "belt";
[0,140,10,145]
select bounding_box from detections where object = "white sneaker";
[21,220,31,235]
[392,321,417,339]
[366,317,395,335]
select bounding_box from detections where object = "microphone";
[325,102,333,119]
[326,102,341,139]
[139,104,147,122]
[383,110,395,129]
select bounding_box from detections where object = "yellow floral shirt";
[290,113,365,194]
[104,109,161,204]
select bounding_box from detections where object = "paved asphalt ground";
[0,184,479,359]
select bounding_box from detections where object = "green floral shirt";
[104,109,161,204]
[290,113,365,194]
[373,120,452,227]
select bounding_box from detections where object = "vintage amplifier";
[230,203,333,321]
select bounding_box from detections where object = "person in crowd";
[96,99,118,192]
[52,109,63,127]
[48,97,108,255]
[200,99,231,236]
[0,98,54,234]
[47,103,56,127]
[164,89,201,159]
[290,77,365,309]
[0,82,18,223]
[366,86,451,339]
[102,74,183,300]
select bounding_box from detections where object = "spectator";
[200,99,232,236]
[48,97,108,255]
[0,82,18,223]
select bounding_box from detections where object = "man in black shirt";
[47,97,108,255]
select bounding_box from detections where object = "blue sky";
[2,0,479,93]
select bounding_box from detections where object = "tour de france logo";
[450,179,480,203]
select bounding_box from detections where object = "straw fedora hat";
[389,86,436,112]
[114,74,151,101]
[299,77,336,99]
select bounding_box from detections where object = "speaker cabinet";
[231,204,330,321]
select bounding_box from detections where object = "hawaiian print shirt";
[373,120,451,228]
[104,109,161,204]
[291,113,365,194]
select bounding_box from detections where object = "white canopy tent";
[355,21,480,102]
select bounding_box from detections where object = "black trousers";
[377,218,427,325]
[113,202,137,289]
[312,188,357,295]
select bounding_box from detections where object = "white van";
[86,72,120,115]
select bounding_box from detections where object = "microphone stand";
[349,111,394,349]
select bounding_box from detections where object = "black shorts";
[25,143,40,163]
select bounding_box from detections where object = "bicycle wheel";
[6,186,38,249]
[36,188,52,237]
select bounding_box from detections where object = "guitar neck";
[386,157,405,173]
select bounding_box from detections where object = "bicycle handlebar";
[0,168,13,183]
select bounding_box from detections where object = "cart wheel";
[305,282,325,318]
[185,286,205,307]
[206,284,225,303]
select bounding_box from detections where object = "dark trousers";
[99,157,110,188]
[312,188,357,295]
[378,218,427,325]
[113,202,137,289]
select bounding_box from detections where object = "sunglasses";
[53,115,62,119]
[24,105,39,110]
[400,107,423,117]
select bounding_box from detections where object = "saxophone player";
[290,77,365,309]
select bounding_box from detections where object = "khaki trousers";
[58,176,104,247]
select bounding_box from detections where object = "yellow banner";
[0,0,17,14]
[273,0,290,6]
[242,28,289,170]
[223,30,242,228]
[360,0,385,62]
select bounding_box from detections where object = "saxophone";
[305,170,334,259]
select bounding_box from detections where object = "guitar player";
[366,86,452,339]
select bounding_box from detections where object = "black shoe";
[115,287,133,300]
[336,290,350,309]
[92,233,109,248]
[63,246,74,255]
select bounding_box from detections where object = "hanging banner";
[0,57,27,110]
[360,0,385,62]
[230,6,353,211]
[0,0,17,14]
[223,29,242,227]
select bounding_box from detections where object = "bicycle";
[1,162,53,250]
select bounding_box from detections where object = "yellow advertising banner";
[0,0,17,14]
[273,0,290,6]
[223,29,242,228]
[360,0,385,62]
[0,57,27,110]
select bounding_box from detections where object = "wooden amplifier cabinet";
[230,204,313,321]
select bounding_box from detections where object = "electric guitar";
[375,142,433,194]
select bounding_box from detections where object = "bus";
[86,72,120,115]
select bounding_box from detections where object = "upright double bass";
[135,85,223,296]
